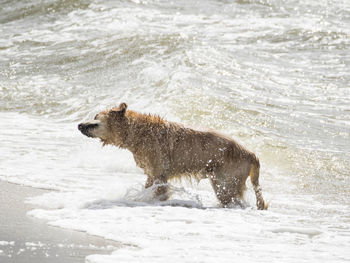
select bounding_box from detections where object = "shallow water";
[1,0,350,262]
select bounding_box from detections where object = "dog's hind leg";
[209,171,245,208]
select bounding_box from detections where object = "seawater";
[1,0,349,262]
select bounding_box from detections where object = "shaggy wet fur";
[78,103,267,210]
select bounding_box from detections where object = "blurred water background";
[1,0,349,262]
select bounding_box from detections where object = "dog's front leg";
[145,175,169,201]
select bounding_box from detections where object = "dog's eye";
[94,114,98,120]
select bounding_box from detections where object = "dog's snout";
[78,122,99,138]
[78,123,98,131]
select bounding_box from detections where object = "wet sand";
[0,180,120,263]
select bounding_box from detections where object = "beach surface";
[0,180,120,263]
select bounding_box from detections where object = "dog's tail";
[249,157,268,210]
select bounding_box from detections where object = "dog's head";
[78,102,128,146]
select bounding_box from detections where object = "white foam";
[0,241,15,246]
[270,227,322,237]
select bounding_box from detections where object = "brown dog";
[78,103,267,210]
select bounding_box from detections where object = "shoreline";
[0,180,120,263]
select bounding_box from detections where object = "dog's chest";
[132,151,154,174]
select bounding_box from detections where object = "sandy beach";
[0,180,119,263]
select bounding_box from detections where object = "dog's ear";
[118,102,127,115]
[109,103,128,119]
